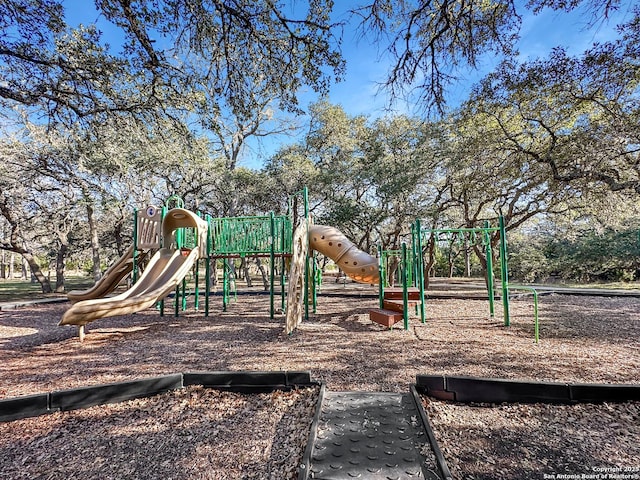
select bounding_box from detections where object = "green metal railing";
[208,215,293,256]
[207,213,293,319]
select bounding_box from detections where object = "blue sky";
[326,1,634,117]
[249,1,633,168]
[61,1,634,169]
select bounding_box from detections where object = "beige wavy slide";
[60,209,208,332]
[308,225,379,284]
[66,245,151,303]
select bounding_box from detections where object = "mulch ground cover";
[1,288,639,479]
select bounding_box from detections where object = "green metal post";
[158,209,166,317]
[205,258,210,317]
[416,219,426,323]
[181,276,187,313]
[303,186,310,320]
[194,259,200,311]
[175,283,180,317]
[205,215,212,317]
[312,254,318,313]
[402,242,409,330]
[410,223,417,287]
[378,244,384,309]
[281,218,286,312]
[175,221,183,251]
[269,212,275,319]
[160,205,167,248]
[406,246,413,287]
[193,214,204,312]
[533,289,539,343]
[180,226,189,313]
[484,220,495,318]
[303,186,309,220]
[499,216,511,326]
[304,250,310,319]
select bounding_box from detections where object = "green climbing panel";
[208,215,293,256]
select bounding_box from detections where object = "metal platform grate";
[306,392,443,479]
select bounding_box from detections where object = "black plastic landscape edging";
[183,371,316,393]
[0,393,50,423]
[410,385,454,480]
[416,375,640,404]
[0,297,67,311]
[0,370,315,422]
[50,374,183,412]
[298,383,326,480]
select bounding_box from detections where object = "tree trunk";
[239,257,252,287]
[114,219,125,255]
[210,259,218,288]
[23,257,30,281]
[388,256,400,287]
[8,252,14,279]
[423,236,436,290]
[55,243,68,292]
[254,257,270,291]
[473,243,490,289]
[86,203,101,281]
[0,195,51,291]
[464,235,471,277]
[227,260,237,283]
[22,252,52,293]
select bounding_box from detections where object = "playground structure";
[60,207,208,339]
[60,197,294,338]
[365,217,514,331]
[61,188,539,341]
[60,188,383,337]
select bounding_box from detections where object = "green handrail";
[415,218,426,323]
[402,242,409,330]
[484,220,495,318]
[378,244,413,330]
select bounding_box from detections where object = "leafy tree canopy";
[356,0,629,113]
[0,0,345,126]
[462,8,640,194]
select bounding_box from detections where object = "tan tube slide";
[308,225,379,284]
